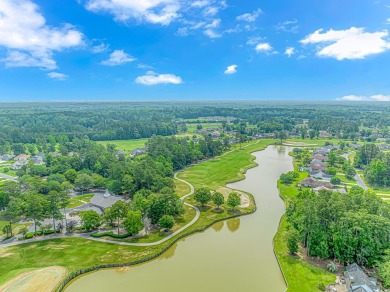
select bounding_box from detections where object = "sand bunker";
[0,266,68,292]
[216,187,250,208]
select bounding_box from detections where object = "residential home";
[11,161,27,170]
[32,156,45,165]
[319,131,332,138]
[310,170,333,180]
[130,148,147,157]
[349,143,361,150]
[14,154,30,162]
[378,144,390,151]
[301,177,333,189]
[344,263,379,292]
[50,152,61,157]
[312,153,328,161]
[0,154,15,161]
[211,131,220,138]
[115,150,127,158]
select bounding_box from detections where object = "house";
[115,150,126,158]
[0,154,15,162]
[211,131,220,138]
[11,161,27,170]
[312,153,328,161]
[310,170,333,181]
[299,166,310,172]
[319,131,332,138]
[349,144,361,150]
[301,177,333,189]
[14,154,30,162]
[49,152,61,157]
[344,263,379,292]
[32,156,45,165]
[310,159,327,172]
[378,144,390,151]
[130,148,147,157]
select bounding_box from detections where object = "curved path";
[0,139,261,249]
[0,172,200,248]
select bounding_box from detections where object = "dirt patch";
[0,266,68,292]
[215,187,250,208]
[0,252,12,258]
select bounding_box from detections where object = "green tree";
[1,197,22,237]
[328,152,337,167]
[159,215,175,230]
[123,210,144,235]
[227,192,241,210]
[309,130,316,140]
[80,210,101,231]
[194,188,212,207]
[24,193,48,236]
[122,174,136,196]
[287,228,299,254]
[64,169,78,183]
[2,225,12,238]
[110,200,129,234]
[212,192,224,210]
[330,176,341,185]
[47,191,63,233]
[147,192,184,224]
[280,172,294,184]
[74,173,94,193]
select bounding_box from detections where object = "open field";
[96,139,148,152]
[0,221,31,238]
[66,194,94,209]
[185,123,222,134]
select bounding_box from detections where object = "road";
[0,173,18,182]
[342,152,368,190]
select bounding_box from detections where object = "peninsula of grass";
[273,157,336,292]
[0,139,270,289]
[66,194,94,209]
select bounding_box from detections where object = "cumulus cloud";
[224,64,237,74]
[47,72,68,80]
[203,18,222,38]
[301,27,390,60]
[255,42,273,53]
[338,94,390,101]
[101,50,136,66]
[285,47,295,57]
[0,0,84,70]
[236,9,262,23]
[135,71,183,86]
[85,0,180,25]
[92,42,109,53]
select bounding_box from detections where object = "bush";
[287,228,299,254]
[330,176,341,185]
[91,232,131,239]
[280,172,294,184]
[3,168,9,173]
[159,215,175,230]
[25,232,34,239]
[326,167,337,176]
[327,262,338,273]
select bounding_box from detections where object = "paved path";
[0,171,199,248]
[0,173,18,182]
[342,152,368,190]
[0,139,261,248]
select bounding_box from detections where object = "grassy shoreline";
[0,140,268,290]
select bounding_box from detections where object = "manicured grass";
[174,179,191,197]
[0,221,31,237]
[0,167,18,177]
[66,194,94,209]
[96,139,148,152]
[274,159,336,292]
[185,123,222,133]
[0,139,268,288]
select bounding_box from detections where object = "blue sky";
[0,0,389,101]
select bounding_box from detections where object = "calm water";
[66,145,293,292]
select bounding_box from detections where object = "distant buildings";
[344,263,379,292]
[130,148,147,157]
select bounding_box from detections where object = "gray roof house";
[11,161,26,170]
[32,156,45,165]
[310,170,333,181]
[115,150,127,158]
[130,148,147,157]
[1,154,15,161]
[344,263,379,292]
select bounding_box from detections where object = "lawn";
[274,164,336,291]
[0,167,18,177]
[185,123,222,134]
[66,194,94,209]
[0,139,268,289]
[0,221,31,237]
[96,139,148,152]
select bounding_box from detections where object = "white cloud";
[101,50,136,66]
[47,72,68,80]
[255,42,272,52]
[135,71,183,86]
[224,64,237,74]
[276,19,299,33]
[85,0,180,25]
[236,9,262,23]
[285,47,295,57]
[338,94,390,101]
[387,18,390,24]
[191,0,210,8]
[246,36,263,46]
[203,18,222,38]
[92,42,109,53]
[301,27,390,60]
[0,0,84,70]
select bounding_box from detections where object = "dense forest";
[0,101,389,144]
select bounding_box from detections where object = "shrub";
[159,215,175,230]
[327,262,338,273]
[330,176,341,185]
[91,232,131,239]
[3,168,9,173]
[326,167,337,176]
[25,232,34,239]
[318,283,326,291]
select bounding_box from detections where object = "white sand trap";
[0,266,68,292]
[216,187,250,208]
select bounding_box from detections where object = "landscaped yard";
[66,194,94,209]
[96,139,148,152]
[0,167,18,177]
[0,221,31,238]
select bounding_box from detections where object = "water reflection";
[226,218,240,233]
[212,221,224,232]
